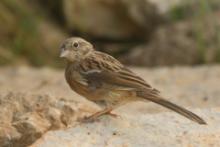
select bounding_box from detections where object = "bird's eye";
[73,42,79,48]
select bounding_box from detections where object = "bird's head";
[59,37,94,62]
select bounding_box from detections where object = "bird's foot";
[78,107,119,123]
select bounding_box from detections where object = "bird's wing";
[78,52,207,125]
[79,51,159,93]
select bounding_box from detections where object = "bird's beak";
[60,48,69,58]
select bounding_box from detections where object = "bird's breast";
[65,69,88,95]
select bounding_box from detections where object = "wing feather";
[80,51,159,93]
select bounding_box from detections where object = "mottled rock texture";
[0,66,220,146]
[31,108,220,147]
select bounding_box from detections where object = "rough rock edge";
[31,107,219,147]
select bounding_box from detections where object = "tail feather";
[137,91,207,125]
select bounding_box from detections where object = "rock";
[12,112,51,147]
[0,125,21,147]
[109,0,220,66]
[0,66,220,146]
[44,107,65,130]
[0,92,98,147]
[119,21,199,66]
[120,5,220,66]
[31,108,220,147]
[63,0,161,39]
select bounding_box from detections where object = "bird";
[59,37,207,125]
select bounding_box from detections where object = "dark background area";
[1,0,220,67]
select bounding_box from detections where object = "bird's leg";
[80,107,117,123]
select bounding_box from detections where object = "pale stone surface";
[31,108,220,147]
[0,65,220,146]
[0,92,99,147]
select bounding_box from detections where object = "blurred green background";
[1,0,220,67]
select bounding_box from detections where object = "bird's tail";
[136,91,207,125]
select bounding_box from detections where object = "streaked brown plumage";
[60,37,207,125]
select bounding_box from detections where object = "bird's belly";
[69,80,137,107]
[95,90,138,108]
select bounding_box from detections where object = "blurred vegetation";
[0,0,220,67]
[169,0,220,63]
[0,0,37,64]
[0,0,66,67]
